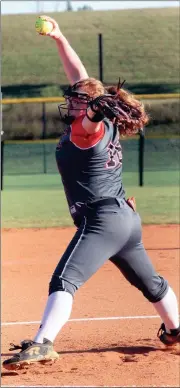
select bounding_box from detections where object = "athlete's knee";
[49,275,77,298]
[142,275,168,302]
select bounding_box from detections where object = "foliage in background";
[2,99,179,139]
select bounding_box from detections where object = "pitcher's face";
[58,87,90,124]
[66,96,88,118]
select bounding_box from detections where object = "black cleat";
[157,323,180,346]
[2,338,59,370]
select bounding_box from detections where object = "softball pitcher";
[3,16,179,370]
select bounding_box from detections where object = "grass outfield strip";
[2,187,179,228]
[2,173,179,227]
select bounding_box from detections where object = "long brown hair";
[106,85,149,136]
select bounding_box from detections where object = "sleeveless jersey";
[56,116,126,222]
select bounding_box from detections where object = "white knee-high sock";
[153,286,179,333]
[33,291,73,343]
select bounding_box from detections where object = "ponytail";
[106,85,149,136]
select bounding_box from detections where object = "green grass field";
[2,8,179,92]
[2,172,179,228]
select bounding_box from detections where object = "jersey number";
[106,141,122,169]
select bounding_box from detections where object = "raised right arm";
[39,15,89,85]
[54,35,89,85]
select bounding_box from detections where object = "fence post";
[139,131,145,186]
[42,102,47,174]
[98,33,103,83]
[1,140,4,190]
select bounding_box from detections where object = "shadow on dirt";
[58,344,159,356]
[1,371,19,377]
[2,343,175,360]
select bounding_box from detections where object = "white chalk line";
[2,314,161,327]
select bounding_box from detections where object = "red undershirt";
[70,116,105,149]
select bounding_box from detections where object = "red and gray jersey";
[56,115,125,221]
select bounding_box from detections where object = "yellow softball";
[35,17,53,35]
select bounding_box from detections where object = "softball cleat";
[2,338,59,370]
[157,323,180,346]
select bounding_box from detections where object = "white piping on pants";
[60,216,87,278]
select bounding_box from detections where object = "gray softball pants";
[49,199,168,302]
